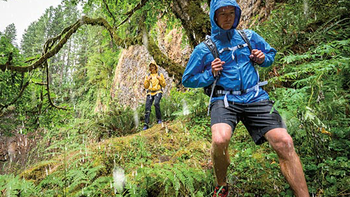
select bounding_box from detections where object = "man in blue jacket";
[182,0,309,196]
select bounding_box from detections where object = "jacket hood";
[210,0,241,36]
[149,61,158,73]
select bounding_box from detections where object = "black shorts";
[210,99,286,145]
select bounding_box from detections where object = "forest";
[0,0,349,196]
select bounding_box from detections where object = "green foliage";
[86,47,120,90]
[267,26,350,197]
[28,158,110,196]
[0,34,24,67]
[2,0,350,196]
[228,143,287,195]
[127,163,214,197]
[240,0,350,194]
[162,87,208,119]
[0,174,39,196]
[15,112,215,196]
[90,86,210,140]
[92,103,139,138]
[0,35,42,135]
[3,23,17,46]
[187,114,211,141]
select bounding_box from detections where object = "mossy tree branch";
[1,0,201,108]
[0,16,142,73]
[171,0,211,48]
[147,36,183,81]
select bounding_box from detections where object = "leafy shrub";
[0,174,39,196]
[126,163,214,197]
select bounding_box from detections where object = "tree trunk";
[171,0,211,48]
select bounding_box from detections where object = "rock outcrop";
[0,132,39,174]
[110,22,192,109]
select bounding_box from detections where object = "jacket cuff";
[258,59,268,67]
[207,69,214,80]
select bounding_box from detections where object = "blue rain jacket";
[182,0,277,104]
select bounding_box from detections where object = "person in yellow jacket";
[143,61,166,130]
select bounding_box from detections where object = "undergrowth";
[1,0,350,196]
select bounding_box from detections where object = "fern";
[128,163,212,196]
[80,176,113,197]
[0,174,39,197]
[282,53,313,64]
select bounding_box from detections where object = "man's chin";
[223,25,233,30]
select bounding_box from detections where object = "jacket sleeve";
[182,44,215,88]
[159,74,166,87]
[144,76,150,89]
[250,30,277,68]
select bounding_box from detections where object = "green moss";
[20,160,58,184]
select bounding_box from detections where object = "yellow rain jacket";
[144,62,166,96]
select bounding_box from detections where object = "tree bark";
[171,0,211,48]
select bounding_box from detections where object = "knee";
[212,133,231,150]
[154,100,160,106]
[211,124,232,149]
[272,135,295,157]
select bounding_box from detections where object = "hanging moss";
[171,0,211,48]
[187,0,211,39]
[147,36,184,81]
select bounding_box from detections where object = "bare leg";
[265,128,309,197]
[211,123,232,186]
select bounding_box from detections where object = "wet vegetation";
[1,0,350,196]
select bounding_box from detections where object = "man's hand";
[211,58,225,77]
[147,76,152,80]
[249,49,265,64]
[156,75,161,80]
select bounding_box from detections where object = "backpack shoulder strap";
[238,29,265,86]
[203,35,219,59]
[202,36,220,116]
[238,29,257,68]
[237,30,252,52]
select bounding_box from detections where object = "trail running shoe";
[157,120,162,124]
[213,185,229,197]
[143,125,148,130]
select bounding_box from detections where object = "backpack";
[203,29,254,97]
[203,30,255,115]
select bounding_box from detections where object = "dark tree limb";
[44,61,66,110]
[0,16,124,111]
[116,0,149,28]
[41,40,67,111]
[0,81,30,111]
[24,57,39,64]
[0,6,190,109]
[0,16,141,73]
[0,52,13,72]
[102,0,117,25]
[33,82,47,86]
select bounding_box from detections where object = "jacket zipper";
[229,30,243,91]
